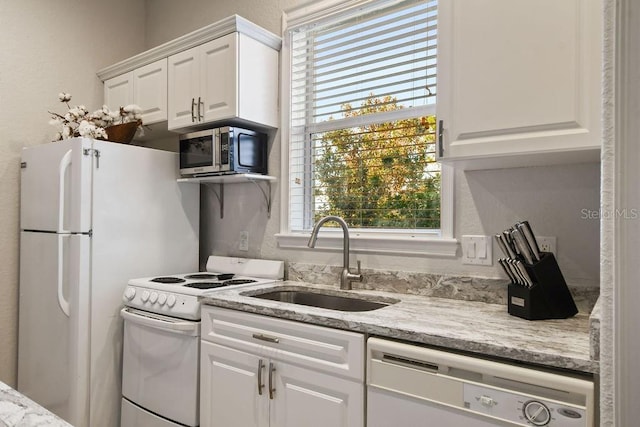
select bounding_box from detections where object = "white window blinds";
[287,0,439,232]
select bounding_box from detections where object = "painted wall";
[0,0,603,394]
[143,0,601,286]
[0,0,146,386]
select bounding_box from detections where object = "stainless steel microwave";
[179,126,268,177]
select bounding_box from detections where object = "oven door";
[120,308,200,427]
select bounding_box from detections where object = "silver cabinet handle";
[257,359,265,396]
[252,333,280,344]
[198,96,204,121]
[191,98,196,122]
[437,119,444,158]
[268,362,276,400]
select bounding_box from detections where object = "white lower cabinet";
[200,306,365,427]
[201,342,268,427]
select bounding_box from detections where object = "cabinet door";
[200,341,269,427]
[200,33,238,123]
[270,361,364,427]
[133,58,167,125]
[238,33,279,128]
[168,47,200,130]
[104,72,133,112]
[437,0,601,167]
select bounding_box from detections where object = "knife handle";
[498,259,516,283]
[518,221,541,261]
[500,232,517,258]
[515,260,534,288]
[495,234,510,258]
[511,228,534,265]
[508,259,525,285]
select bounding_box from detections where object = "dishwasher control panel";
[464,383,587,426]
[367,337,594,427]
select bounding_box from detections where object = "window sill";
[275,232,459,257]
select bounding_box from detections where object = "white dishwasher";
[367,338,594,427]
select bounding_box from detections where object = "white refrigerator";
[18,137,200,427]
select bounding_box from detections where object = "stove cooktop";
[128,272,272,296]
[123,256,285,320]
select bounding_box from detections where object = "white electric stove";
[122,255,284,320]
[120,256,284,427]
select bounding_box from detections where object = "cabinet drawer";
[202,306,364,381]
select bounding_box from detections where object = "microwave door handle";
[214,130,220,169]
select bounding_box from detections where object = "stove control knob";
[158,293,167,305]
[123,287,136,301]
[141,290,150,303]
[149,292,158,304]
[167,294,177,307]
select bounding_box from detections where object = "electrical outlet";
[536,236,556,255]
[239,231,249,251]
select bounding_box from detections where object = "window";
[280,0,456,255]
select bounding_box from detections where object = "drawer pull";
[252,333,280,344]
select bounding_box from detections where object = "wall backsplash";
[287,262,600,314]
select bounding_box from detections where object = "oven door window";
[180,136,213,169]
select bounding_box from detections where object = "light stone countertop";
[0,382,73,427]
[201,281,598,374]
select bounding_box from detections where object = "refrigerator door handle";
[57,235,70,317]
[58,149,72,233]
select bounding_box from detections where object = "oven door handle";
[120,308,200,336]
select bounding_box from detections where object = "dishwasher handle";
[380,354,440,373]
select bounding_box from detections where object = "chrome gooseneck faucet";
[307,215,363,290]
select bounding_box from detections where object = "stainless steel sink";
[246,287,397,312]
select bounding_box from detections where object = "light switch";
[461,235,493,266]
[467,241,476,258]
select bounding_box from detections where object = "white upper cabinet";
[200,35,237,124]
[103,73,133,116]
[167,46,201,129]
[168,32,279,131]
[97,16,282,134]
[436,0,602,169]
[103,58,168,125]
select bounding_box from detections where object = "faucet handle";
[351,260,363,284]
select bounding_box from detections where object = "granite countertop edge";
[0,381,73,427]
[201,281,599,375]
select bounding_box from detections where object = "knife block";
[507,252,578,320]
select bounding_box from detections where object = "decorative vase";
[105,120,141,144]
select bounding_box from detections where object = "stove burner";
[151,277,186,284]
[184,282,228,289]
[184,273,219,280]
[223,279,257,286]
[184,273,235,280]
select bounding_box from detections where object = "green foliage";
[313,95,440,229]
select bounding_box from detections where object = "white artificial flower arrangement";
[49,92,143,141]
